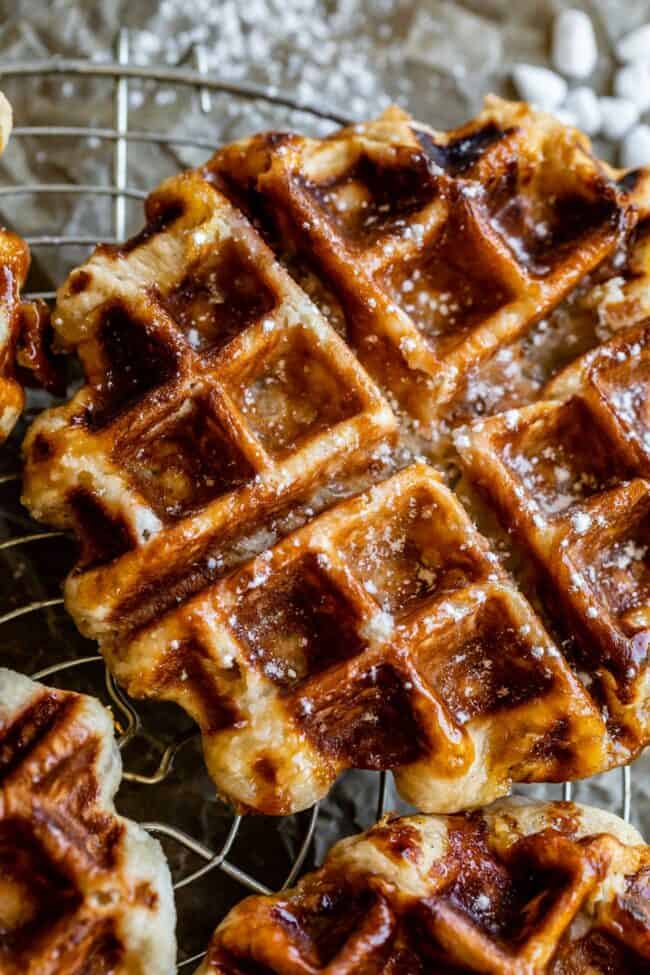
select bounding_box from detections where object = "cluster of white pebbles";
[512,8,650,169]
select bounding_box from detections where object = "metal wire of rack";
[0,27,636,971]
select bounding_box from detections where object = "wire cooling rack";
[0,28,636,972]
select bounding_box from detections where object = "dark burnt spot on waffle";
[488,186,622,277]
[116,393,255,520]
[380,202,516,357]
[106,545,234,636]
[421,829,610,964]
[0,692,72,781]
[81,926,125,972]
[229,327,365,459]
[27,431,54,463]
[530,718,572,762]
[0,819,83,955]
[152,639,243,734]
[119,198,186,255]
[162,237,277,355]
[414,123,513,176]
[370,819,422,864]
[230,555,367,689]
[499,399,625,519]
[299,664,424,768]
[253,755,278,786]
[416,601,556,726]
[273,884,382,968]
[86,302,180,430]
[635,215,650,242]
[428,815,531,940]
[301,149,438,248]
[554,929,650,975]
[15,299,66,396]
[134,882,159,910]
[69,488,135,569]
[67,268,92,295]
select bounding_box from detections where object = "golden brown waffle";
[197,797,650,974]
[0,92,60,441]
[108,464,607,814]
[210,97,632,432]
[0,225,30,442]
[460,314,650,749]
[0,667,176,974]
[23,169,395,602]
[0,91,28,442]
[21,98,650,814]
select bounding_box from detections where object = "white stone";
[552,9,598,79]
[512,64,568,111]
[616,24,650,63]
[599,97,640,140]
[613,61,650,113]
[621,124,650,169]
[562,86,601,135]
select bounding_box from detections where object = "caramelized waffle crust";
[0,668,176,974]
[0,92,62,441]
[0,224,30,441]
[21,97,650,814]
[0,90,29,442]
[198,798,650,974]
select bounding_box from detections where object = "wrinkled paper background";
[0,0,648,963]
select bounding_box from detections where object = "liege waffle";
[197,797,650,974]
[0,667,176,974]
[0,225,29,442]
[209,97,632,433]
[0,92,29,443]
[460,322,650,751]
[21,97,650,814]
[0,92,61,441]
[105,463,608,814]
[23,169,395,626]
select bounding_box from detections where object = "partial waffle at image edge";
[19,95,650,815]
[0,667,176,975]
[0,90,63,446]
[197,797,650,974]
